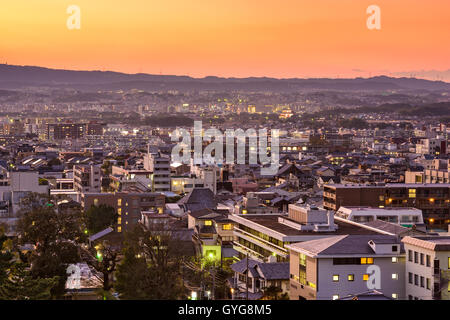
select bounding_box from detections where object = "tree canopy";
[85,204,117,235]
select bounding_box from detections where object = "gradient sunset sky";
[1,0,449,78]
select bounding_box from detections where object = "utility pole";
[246,252,249,300]
[211,266,215,300]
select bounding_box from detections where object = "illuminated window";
[361,257,374,265]
[332,295,339,300]
[222,224,232,230]
[392,273,398,280]
[408,189,416,198]
[118,217,122,225]
[363,274,369,281]
[117,226,122,233]
[242,209,248,214]
[392,257,398,263]
[118,208,122,215]
[204,220,212,226]
[118,199,122,206]
[332,275,339,282]
[348,274,354,281]
[448,257,450,269]
[392,293,398,299]
[93,198,99,206]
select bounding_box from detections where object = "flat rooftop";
[233,214,382,237]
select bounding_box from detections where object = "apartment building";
[402,236,450,300]
[415,137,447,156]
[46,122,105,140]
[110,166,152,192]
[323,183,450,228]
[73,164,101,193]
[406,159,450,184]
[144,152,171,192]
[47,123,86,140]
[0,171,50,235]
[229,204,385,263]
[287,235,406,300]
[189,164,219,195]
[335,206,424,227]
[170,174,218,195]
[81,192,165,233]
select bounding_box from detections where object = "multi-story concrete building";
[0,171,50,235]
[47,123,86,140]
[229,204,387,263]
[402,236,450,300]
[81,192,165,233]
[144,152,171,192]
[406,159,450,184]
[73,164,101,193]
[287,235,406,300]
[415,137,447,156]
[323,183,450,228]
[335,206,424,227]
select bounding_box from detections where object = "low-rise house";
[230,258,289,300]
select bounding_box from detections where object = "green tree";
[17,193,84,298]
[114,247,151,299]
[0,263,59,300]
[85,204,117,234]
[82,240,119,291]
[0,225,13,284]
[0,226,59,300]
[115,224,187,299]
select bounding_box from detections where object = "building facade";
[287,235,406,300]
[402,236,450,300]
[324,183,450,228]
[81,192,165,233]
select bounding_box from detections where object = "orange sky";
[0,0,449,78]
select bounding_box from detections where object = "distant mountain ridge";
[0,64,449,91]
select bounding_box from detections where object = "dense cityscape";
[1,2,450,310]
[0,65,449,301]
